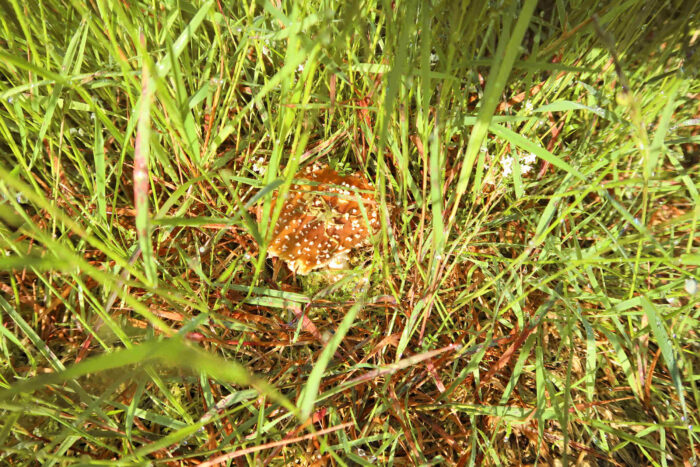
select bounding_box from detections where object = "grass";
[0,0,698,464]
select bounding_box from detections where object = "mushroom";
[266,163,380,275]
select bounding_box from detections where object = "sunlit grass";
[0,0,698,464]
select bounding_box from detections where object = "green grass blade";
[298,301,364,420]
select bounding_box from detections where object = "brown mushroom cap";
[267,163,379,275]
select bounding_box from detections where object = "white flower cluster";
[259,36,273,55]
[251,156,266,175]
[499,152,537,178]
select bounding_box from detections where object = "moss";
[299,260,372,300]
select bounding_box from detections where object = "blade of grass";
[448,0,538,223]
[298,301,364,420]
[640,297,689,422]
[134,32,156,285]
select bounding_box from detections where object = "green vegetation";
[0,0,698,464]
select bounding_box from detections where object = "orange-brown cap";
[267,164,379,275]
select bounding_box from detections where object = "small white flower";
[522,152,537,165]
[297,63,304,72]
[252,157,267,175]
[685,278,698,296]
[525,100,534,111]
[500,156,514,177]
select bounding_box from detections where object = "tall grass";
[0,0,698,464]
